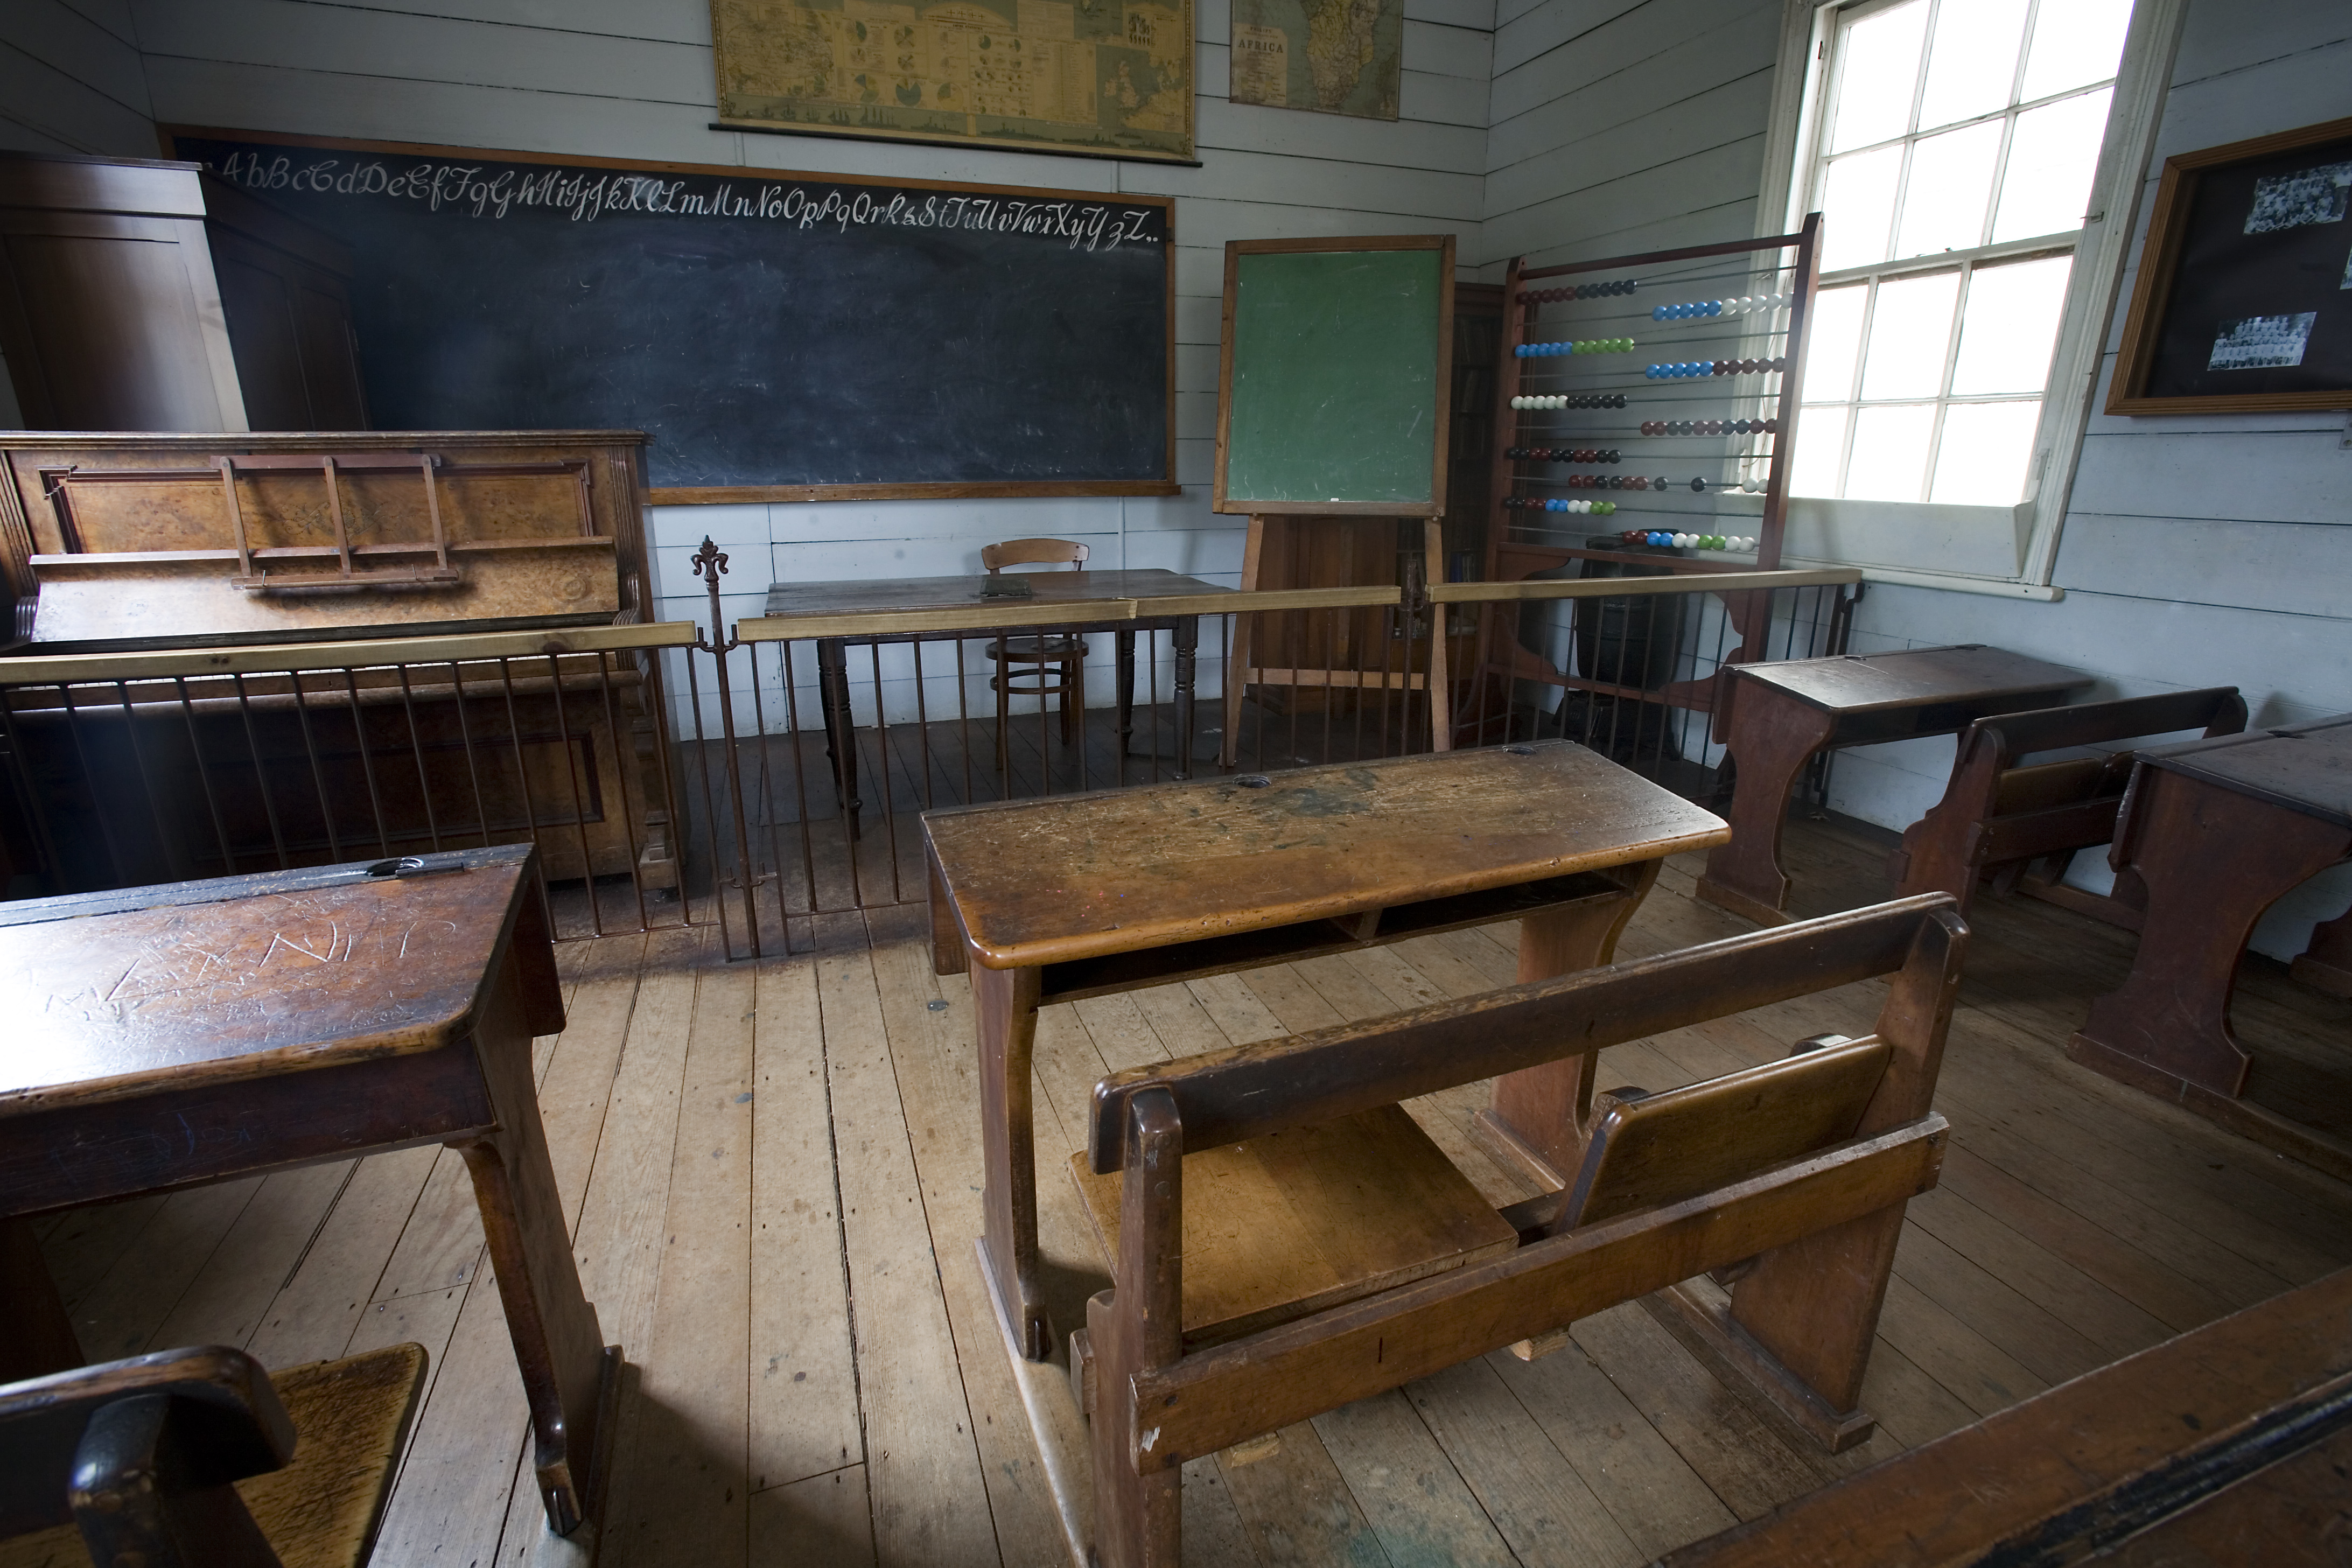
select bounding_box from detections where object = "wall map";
[712,0,1195,163]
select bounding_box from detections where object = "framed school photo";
[2108,114,2352,416]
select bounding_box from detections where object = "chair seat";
[1069,1105,1518,1349]
[986,636,1087,661]
[0,1342,428,1568]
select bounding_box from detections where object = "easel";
[1212,235,1457,768]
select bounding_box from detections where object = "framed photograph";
[2108,114,2352,415]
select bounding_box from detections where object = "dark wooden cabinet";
[0,152,367,434]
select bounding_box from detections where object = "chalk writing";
[209,150,1163,253]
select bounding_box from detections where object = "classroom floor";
[36,815,2352,1567]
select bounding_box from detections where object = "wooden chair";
[1889,688,2245,923]
[0,1342,426,1568]
[1067,895,1966,1568]
[982,538,1090,780]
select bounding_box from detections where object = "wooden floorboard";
[35,815,2352,1566]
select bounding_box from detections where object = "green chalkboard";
[1214,238,1454,515]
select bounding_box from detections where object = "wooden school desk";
[758,570,1235,825]
[1659,1263,2352,1567]
[2069,715,2352,1177]
[922,740,1730,1359]
[1697,645,2090,924]
[0,845,615,1537]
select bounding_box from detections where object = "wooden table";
[1660,1263,2352,1566]
[1697,645,2090,924]
[761,570,1234,825]
[0,845,615,1537]
[923,740,1729,1360]
[2068,715,2352,1177]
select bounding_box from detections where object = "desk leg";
[1173,616,1198,780]
[454,977,615,1536]
[1476,863,1659,1188]
[1,1217,82,1381]
[1697,690,1837,926]
[974,962,1051,1360]
[2069,772,2352,1101]
[817,639,861,838]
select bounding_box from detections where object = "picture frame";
[2108,114,2352,416]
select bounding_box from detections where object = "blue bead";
[1707,301,1722,316]
[1652,305,1667,320]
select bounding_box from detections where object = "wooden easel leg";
[1220,517,1267,771]
[1422,520,1453,753]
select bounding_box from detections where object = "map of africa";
[712,0,1194,162]
[1228,0,1402,120]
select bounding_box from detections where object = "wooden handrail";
[1430,568,1859,603]
[0,620,697,686]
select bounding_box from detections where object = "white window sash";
[1754,0,2189,597]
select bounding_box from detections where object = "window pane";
[1846,403,1937,501]
[1930,399,2042,503]
[1828,0,1929,152]
[1860,269,1961,400]
[1917,0,2028,130]
[1895,120,2005,256]
[1820,145,1903,269]
[1790,404,1851,498]
[1950,254,2074,393]
[1992,86,2112,241]
[1802,283,1870,402]
[2020,0,2132,102]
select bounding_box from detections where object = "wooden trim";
[710,119,1202,168]
[1431,568,1859,603]
[649,480,1184,506]
[1520,228,1817,283]
[0,620,697,685]
[1213,234,1457,517]
[2106,113,2352,416]
[1151,586,1398,615]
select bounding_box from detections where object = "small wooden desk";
[1659,1264,2352,1567]
[1698,645,2090,924]
[2068,715,2352,1176]
[923,741,1729,1359]
[0,846,615,1537]
[761,570,1234,824]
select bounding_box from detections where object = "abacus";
[1462,215,1835,740]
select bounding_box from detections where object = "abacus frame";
[1466,217,1833,738]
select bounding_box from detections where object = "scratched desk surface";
[0,851,525,1108]
[762,568,1230,617]
[1733,645,2088,714]
[2138,715,2352,828]
[925,740,1728,969]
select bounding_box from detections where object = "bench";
[1065,895,1966,1567]
[0,1343,426,1568]
[1889,688,2245,923]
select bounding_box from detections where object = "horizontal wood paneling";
[0,0,157,156]
[1487,0,1778,171]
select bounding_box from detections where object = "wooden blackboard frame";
[160,125,1180,506]
[2108,114,2352,417]
[1212,235,1455,517]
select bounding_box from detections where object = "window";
[1791,0,2133,509]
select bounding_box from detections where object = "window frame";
[1755,0,2189,598]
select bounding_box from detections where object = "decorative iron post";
[692,536,762,959]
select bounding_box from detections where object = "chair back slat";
[983,538,1089,571]
[1557,1036,1893,1231]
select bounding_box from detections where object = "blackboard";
[166,129,1177,500]
[1213,236,1453,515]
[2110,116,2352,415]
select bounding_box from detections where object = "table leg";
[973,961,1051,1360]
[1697,688,1838,925]
[453,972,615,1536]
[1,1216,82,1382]
[817,639,860,838]
[2069,772,2352,1100]
[1476,862,1660,1187]
[1173,615,1198,780]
